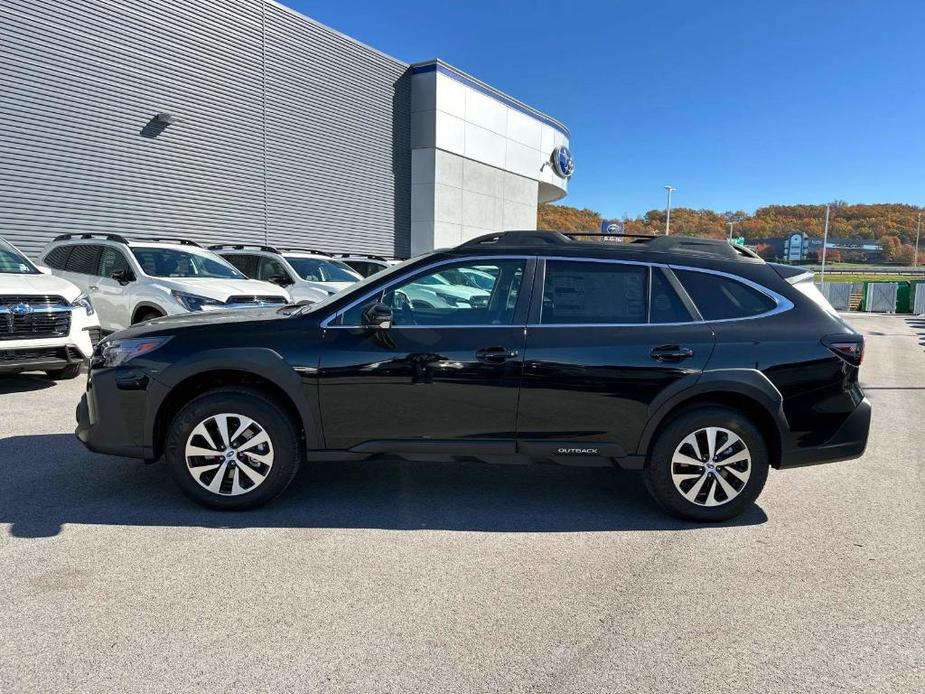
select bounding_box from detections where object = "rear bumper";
[779,397,871,468]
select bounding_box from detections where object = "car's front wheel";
[165,387,301,509]
[643,406,769,521]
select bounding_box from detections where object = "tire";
[165,387,301,510]
[45,363,82,380]
[132,308,164,325]
[643,406,769,522]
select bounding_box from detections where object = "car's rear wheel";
[165,388,300,509]
[45,363,82,380]
[644,407,769,521]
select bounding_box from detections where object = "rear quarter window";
[675,269,776,320]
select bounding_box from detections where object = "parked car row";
[1,233,407,378]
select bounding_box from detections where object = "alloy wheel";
[184,413,275,496]
[670,426,752,507]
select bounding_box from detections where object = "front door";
[515,258,715,457]
[93,246,134,331]
[318,257,534,451]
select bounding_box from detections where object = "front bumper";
[779,397,871,468]
[0,344,85,374]
[75,366,159,459]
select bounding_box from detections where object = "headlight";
[93,337,172,369]
[171,290,221,311]
[71,293,95,316]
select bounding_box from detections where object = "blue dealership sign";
[552,145,575,178]
[601,220,624,235]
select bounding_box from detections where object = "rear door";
[515,258,715,458]
[62,244,102,295]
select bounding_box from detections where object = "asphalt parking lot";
[1,313,922,693]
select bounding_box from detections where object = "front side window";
[285,257,361,283]
[98,247,131,278]
[675,269,776,320]
[343,259,526,327]
[0,239,39,274]
[257,256,291,282]
[541,260,647,325]
[131,247,245,279]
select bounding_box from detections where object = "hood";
[112,305,290,340]
[0,272,81,302]
[150,277,291,302]
[289,284,331,303]
[302,280,355,295]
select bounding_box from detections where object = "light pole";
[664,186,676,235]
[820,204,831,287]
[915,212,922,268]
[728,221,737,241]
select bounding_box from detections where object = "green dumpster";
[896,282,912,314]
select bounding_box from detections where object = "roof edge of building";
[411,58,570,138]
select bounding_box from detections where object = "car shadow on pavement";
[0,374,57,394]
[0,433,767,538]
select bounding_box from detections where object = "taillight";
[822,336,864,366]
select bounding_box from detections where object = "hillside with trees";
[537,201,924,263]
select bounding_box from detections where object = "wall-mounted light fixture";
[141,112,179,138]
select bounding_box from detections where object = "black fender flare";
[131,302,167,323]
[144,347,322,451]
[636,369,789,456]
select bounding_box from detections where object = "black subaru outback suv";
[76,231,870,521]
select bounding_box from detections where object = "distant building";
[757,233,883,262]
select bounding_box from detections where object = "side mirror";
[267,273,293,287]
[111,269,134,285]
[361,302,392,330]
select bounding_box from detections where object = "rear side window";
[64,244,102,275]
[650,269,692,323]
[542,260,647,324]
[222,254,259,278]
[675,269,776,320]
[44,245,72,270]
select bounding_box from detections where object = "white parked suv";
[335,254,404,278]
[0,237,100,380]
[211,245,362,302]
[40,235,292,333]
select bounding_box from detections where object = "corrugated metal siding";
[0,0,411,259]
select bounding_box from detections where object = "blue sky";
[286,0,924,218]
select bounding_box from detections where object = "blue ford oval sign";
[552,145,575,178]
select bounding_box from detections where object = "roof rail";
[276,247,332,257]
[336,253,390,262]
[457,230,761,261]
[52,232,129,244]
[458,230,575,247]
[208,244,281,254]
[142,237,202,247]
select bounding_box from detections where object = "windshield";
[286,256,362,283]
[0,239,39,274]
[131,247,245,279]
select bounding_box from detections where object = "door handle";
[475,346,519,363]
[650,345,694,362]
[88,285,99,291]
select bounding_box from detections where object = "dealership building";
[1,0,572,259]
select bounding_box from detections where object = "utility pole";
[728,221,737,241]
[664,186,676,235]
[820,204,831,287]
[915,212,922,268]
